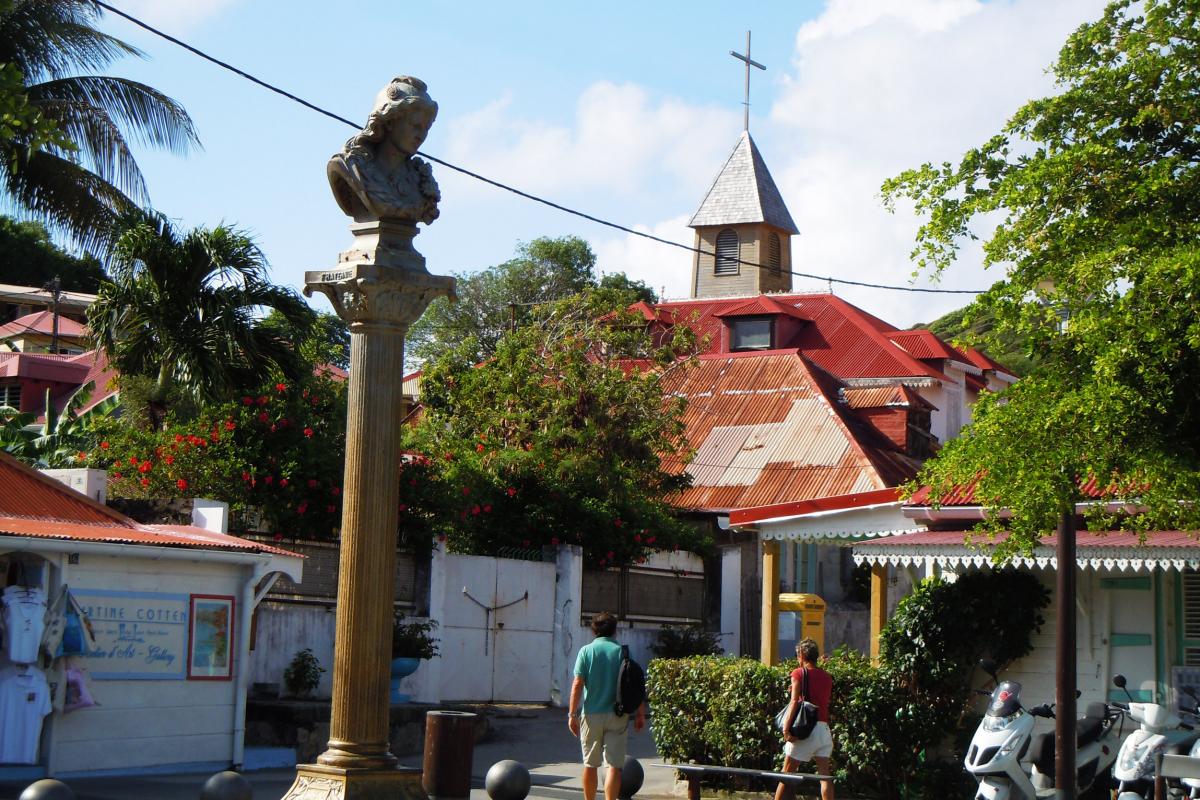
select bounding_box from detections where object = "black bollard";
[199,770,253,800]
[618,755,644,799]
[423,709,478,799]
[485,759,531,800]
[19,780,75,800]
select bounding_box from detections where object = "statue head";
[346,75,438,158]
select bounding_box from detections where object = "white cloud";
[115,0,240,31]
[768,0,1107,326]
[593,215,694,301]
[444,82,739,202]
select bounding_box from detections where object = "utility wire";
[95,0,987,297]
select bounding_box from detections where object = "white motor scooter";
[1112,674,1200,799]
[965,660,1125,800]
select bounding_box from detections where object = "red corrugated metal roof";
[0,451,299,557]
[887,330,970,363]
[660,353,921,512]
[961,346,1017,378]
[730,487,902,525]
[908,476,1122,507]
[865,528,1200,550]
[715,295,809,321]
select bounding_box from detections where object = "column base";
[281,763,427,800]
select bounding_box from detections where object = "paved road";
[0,706,679,800]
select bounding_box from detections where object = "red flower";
[634,534,642,543]
[521,539,530,547]
[174,434,184,443]
[258,412,270,423]
[506,487,517,497]
[276,382,287,393]
[99,441,109,450]
[140,478,150,487]
[128,456,138,465]
[176,478,188,491]
[475,443,485,453]
[225,420,236,431]
[397,504,408,513]
[331,487,341,496]
[242,471,251,481]
[76,452,86,461]
[326,505,336,514]
[461,487,470,496]
[257,395,269,406]
[303,427,314,438]
[550,537,560,545]
[646,536,655,545]
[443,452,454,461]
[269,424,277,433]
[279,478,289,488]
[242,396,254,405]
[264,475,274,485]
[278,418,290,428]
[409,479,417,487]
[482,504,492,513]
[471,505,481,515]
[607,551,615,560]
[614,519,623,528]
[307,479,318,489]
[138,462,152,474]
[297,502,308,515]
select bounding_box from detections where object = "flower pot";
[390,656,421,703]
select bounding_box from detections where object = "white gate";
[437,553,556,702]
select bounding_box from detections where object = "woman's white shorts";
[783,721,833,762]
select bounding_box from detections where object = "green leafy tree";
[881,0,1200,549]
[0,215,104,291]
[86,376,347,541]
[261,309,350,371]
[917,304,1033,377]
[0,381,118,467]
[87,213,315,428]
[407,236,652,368]
[0,0,199,252]
[402,293,705,566]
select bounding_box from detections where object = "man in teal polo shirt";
[568,611,646,800]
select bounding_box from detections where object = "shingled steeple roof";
[688,131,798,234]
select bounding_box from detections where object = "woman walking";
[775,638,834,800]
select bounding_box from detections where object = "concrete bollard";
[423,709,478,799]
[18,780,75,800]
[485,759,531,800]
[618,755,644,799]
[200,770,253,800]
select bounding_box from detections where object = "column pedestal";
[281,764,426,800]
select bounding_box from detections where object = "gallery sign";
[74,589,189,680]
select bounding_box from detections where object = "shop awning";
[852,529,1200,573]
[729,488,923,542]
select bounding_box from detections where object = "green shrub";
[647,569,1049,800]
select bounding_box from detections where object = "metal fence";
[581,565,705,624]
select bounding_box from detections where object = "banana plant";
[0,382,119,467]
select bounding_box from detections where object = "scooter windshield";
[986,681,1023,718]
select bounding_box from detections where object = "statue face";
[391,105,434,156]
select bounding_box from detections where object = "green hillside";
[915,305,1034,377]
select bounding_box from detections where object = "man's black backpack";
[613,644,646,717]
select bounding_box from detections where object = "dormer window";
[731,317,773,351]
[715,229,739,275]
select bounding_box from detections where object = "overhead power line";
[95,1,987,297]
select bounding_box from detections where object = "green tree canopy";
[882,0,1200,550]
[406,236,655,368]
[400,292,704,565]
[261,309,350,372]
[87,213,315,428]
[0,0,199,253]
[0,215,103,292]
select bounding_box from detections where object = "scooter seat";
[1077,717,1103,747]
[1027,720,1105,775]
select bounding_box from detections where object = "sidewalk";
[0,706,680,800]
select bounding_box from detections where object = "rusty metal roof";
[661,353,921,512]
[0,451,298,557]
[842,385,935,410]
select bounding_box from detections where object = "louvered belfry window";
[715,229,739,275]
[1183,570,1200,666]
[768,233,782,276]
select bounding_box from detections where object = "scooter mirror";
[1113,675,1127,689]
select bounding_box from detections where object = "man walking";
[568,611,646,800]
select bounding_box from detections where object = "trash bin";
[777,593,825,656]
[423,710,478,799]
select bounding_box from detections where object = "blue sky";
[96,0,1108,328]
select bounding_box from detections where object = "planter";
[390,656,421,704]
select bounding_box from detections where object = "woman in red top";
[775,638,834,800]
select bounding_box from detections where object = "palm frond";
[0,1,142,80]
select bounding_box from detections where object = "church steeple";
[689,131,797,298]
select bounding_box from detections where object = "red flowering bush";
[86,376,347,540]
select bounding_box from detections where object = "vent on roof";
[768,233,781,276]
[715,229,739,275]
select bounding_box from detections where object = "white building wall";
[45,551,246,777]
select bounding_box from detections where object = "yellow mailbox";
[777,593,826,656]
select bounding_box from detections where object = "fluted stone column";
[281,76,454,800]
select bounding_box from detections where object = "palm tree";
[87,213,315,428]
[0,0,199,252]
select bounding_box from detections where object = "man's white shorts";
[783,721,833,762]
[580,712,629,768]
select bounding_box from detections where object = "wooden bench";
[652,762,834,800]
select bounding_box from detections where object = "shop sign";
[74,589,188,680]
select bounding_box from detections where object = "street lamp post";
[281,76,454,800]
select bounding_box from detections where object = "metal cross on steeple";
[730,30,766,132]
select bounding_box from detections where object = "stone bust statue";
[327,75,441,225]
